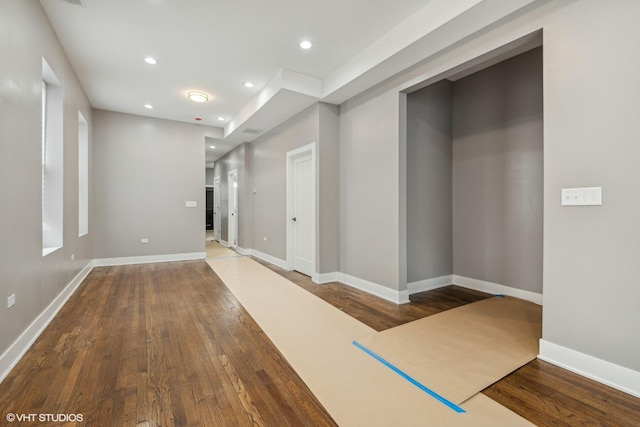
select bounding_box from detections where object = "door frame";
[227,169,238,248]
[286,142,316,275]
[213,176,221,242]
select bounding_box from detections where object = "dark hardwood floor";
[0,261,334,426]
[0,258,638,426]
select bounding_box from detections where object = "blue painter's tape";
[352,340,466,413]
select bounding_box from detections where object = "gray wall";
[93,110,208,258]
[542,0,640,370]
[317,103,340,274]
[337,0,640,373]
[0,1,93,356]
[250,105,319,261]
[406,80,453,283]
[339,91,403,290]
[240,102,338,274]
[452,47,543,293]
[205,168,216,186]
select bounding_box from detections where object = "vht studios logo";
[6,412,84,423]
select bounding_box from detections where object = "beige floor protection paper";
[206,240,241,259]
[207,256,535,427]
[356,296,542,405]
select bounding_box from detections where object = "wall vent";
[242,128,263,135]
[60,0,86,6]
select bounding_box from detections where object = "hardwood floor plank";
[1,258,638,426]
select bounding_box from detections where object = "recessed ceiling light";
[243,81,255,88]
[144,104,153,109]
[188,91,209,103]
[217,116,225,121]
[144,57,157,65]
[300,40,312,50]
[210,145,216,149]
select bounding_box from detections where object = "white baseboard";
[93,252,205,267]
[249,249,289,271]
[453,275,543,305]
[337,272,409,305]
[314,272,339,284]
[220,240,230,247]
[408,274,454,295]
[235,246,250,256]
[538,339,640,398]
[0,261,95,383]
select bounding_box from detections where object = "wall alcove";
[406,45,543,299]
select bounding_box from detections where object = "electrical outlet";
[7,294,16,309]
[141,238,149,244]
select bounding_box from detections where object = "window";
[42,58,63,256]
[78,112,88,237]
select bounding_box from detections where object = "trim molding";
[408,274,454,295]
[235,246,250,256]
[249,249,289,271]
[93,252,205,267]
[337,273,409,305]
[453,275,543,305]
[538,339,640,398]
[219,240,230,248]
[0,261,95,383]
[314,272,339,284]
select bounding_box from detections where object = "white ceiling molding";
[221,0,539,150]
[39,0,541,163]
[224,69,322,142]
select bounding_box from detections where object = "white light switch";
[561,187,602,206]
[185,201,197,208]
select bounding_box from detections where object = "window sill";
[42,246,62,257]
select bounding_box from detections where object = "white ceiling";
[39,0,537,165]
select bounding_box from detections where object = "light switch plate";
[561,187,602,206]
[185,201,197,208]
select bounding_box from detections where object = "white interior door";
[228,169,238,248]
[213,177,221,242]
[291,152,314,276]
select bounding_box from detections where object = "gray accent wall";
[0,1,93,357]
[92,110,208,258]
[452,47,543,293]
[406,80,453,283]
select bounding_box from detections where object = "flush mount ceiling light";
[300,40,312,49]
[144,104,154,109]
[210,145,216,149]
[217,116,225,121]
[144,57,157,65]
[243,81,255,88]
[188,91,209,103]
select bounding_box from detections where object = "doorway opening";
[227,169,239,249]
